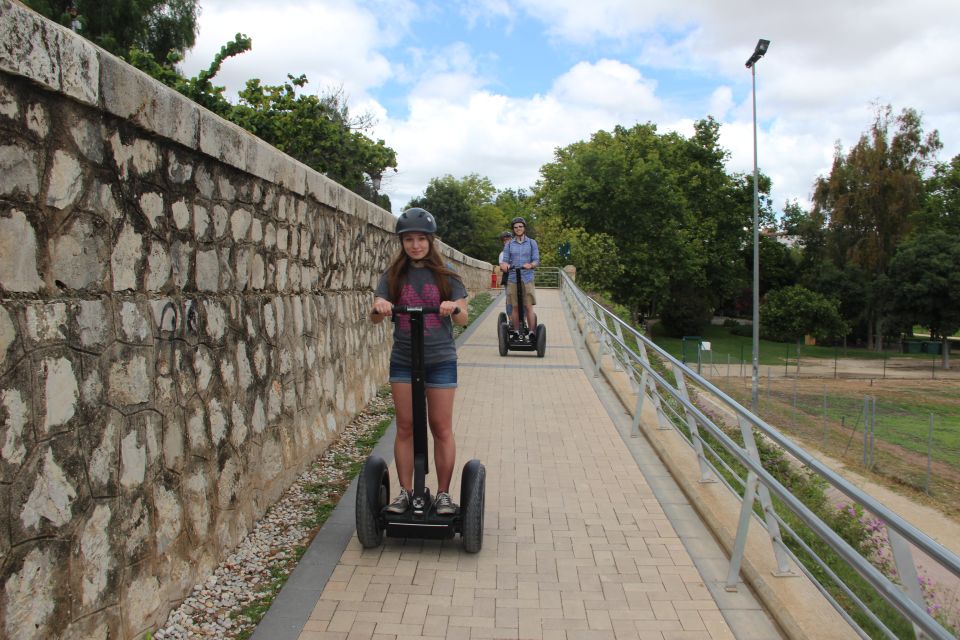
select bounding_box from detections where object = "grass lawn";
[649,322,948,367]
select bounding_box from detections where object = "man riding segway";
[499,217,539,341]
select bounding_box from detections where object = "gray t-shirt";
[375,266,467,366]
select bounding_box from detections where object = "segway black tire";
[356,455,389,548]
[536,324,547,358]
[497,311,507,328]
[460,459,486,553]
[498,322,508,357]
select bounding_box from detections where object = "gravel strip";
[153,390,394,640]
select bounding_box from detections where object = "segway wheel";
[356,455,389,548]
[498,322,508,357]
[460,459,486,553]
[536,324,547,358]
[497,311,507,328]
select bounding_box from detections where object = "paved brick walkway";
[255,290,781,640]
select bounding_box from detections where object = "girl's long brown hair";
[385,234,463,303]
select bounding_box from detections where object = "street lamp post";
[746,38,769,414]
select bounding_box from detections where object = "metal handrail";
[558,269,957,640]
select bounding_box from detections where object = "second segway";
[498,267,546,357]
[356,306,486,552]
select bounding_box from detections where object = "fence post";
[926,413,934,495]
[863,396,870,467]
[822,385,828,450]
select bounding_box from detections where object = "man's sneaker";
[434,491,458,515]
[385,489,410,514]
[529,331,536,341]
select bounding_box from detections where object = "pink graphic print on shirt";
[397,283,442,335]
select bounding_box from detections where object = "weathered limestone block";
[211,204,228,239]
[45,149,84,209]
[207,398,227,448]
[170,240,193,289]
[229,401,247,448]
[0,208,44,292]
[121,563,163,640]
[152,481,182,554]
[50,213,110,289]
[118,301,152,345]
[26,101,49,137]
[230,207,252,241]
[198,109,248,170]
[24,301,67,346]
[80,407,122,497]
[217,247,234,291]
[1,543,65,640]
[0,322,18,391]
[162,408,184,471]
[167,150,193,184]
[84,180,122,222]
[145,240,171,291]
[36,353,80,436]
[100,52,197,148]
[183,468,211,540]
[195,249,219,292]
[119,496,150,559]
[108,132,159,180]
[75,502,116,608]
[71,118,105,163]
[107,348,152,408]
[73,298,113,352]
[139,191,164,229]
[111,222,144,291]
[0,78,19,119]
[15,442,82,540]
[0,379,32,481]
[217,175,236,201]
[185,398,207,454]
[193,203,210,240]
[171,198,190,230]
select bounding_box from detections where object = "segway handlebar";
[374,305,461,319]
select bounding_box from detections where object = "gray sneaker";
[434,491,458,515]
[385,489,410,514]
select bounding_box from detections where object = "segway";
[498,268,546,357]
[356,306,486,552]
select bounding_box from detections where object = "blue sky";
[182,0,960,216]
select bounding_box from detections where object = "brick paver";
[281,290,774,640]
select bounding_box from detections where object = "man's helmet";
[511,216,526,226]
[396,207,437,235]
[500,231,512,239]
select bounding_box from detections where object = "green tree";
[534,217,623,291]
[24,0,199,62]
[126,33,397,206]
[761,285,848,347]
[407,176,476,250]
[536,118,756,325]
[812,105,942,350]
[888,229,960,366]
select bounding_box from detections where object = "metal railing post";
[672,365,715,482]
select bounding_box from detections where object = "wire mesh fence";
[709,375,960,503]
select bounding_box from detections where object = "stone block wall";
[0,2,491,638]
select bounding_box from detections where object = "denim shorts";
[389,360,458,388]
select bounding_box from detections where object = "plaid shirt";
[503,237,539,284]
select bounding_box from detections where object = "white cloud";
[182,0,960,221]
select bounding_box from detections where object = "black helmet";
[499,231,512,239]
[511,216,526,227]
[396,207,437,235]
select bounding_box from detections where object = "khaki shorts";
[506,280,536,306]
